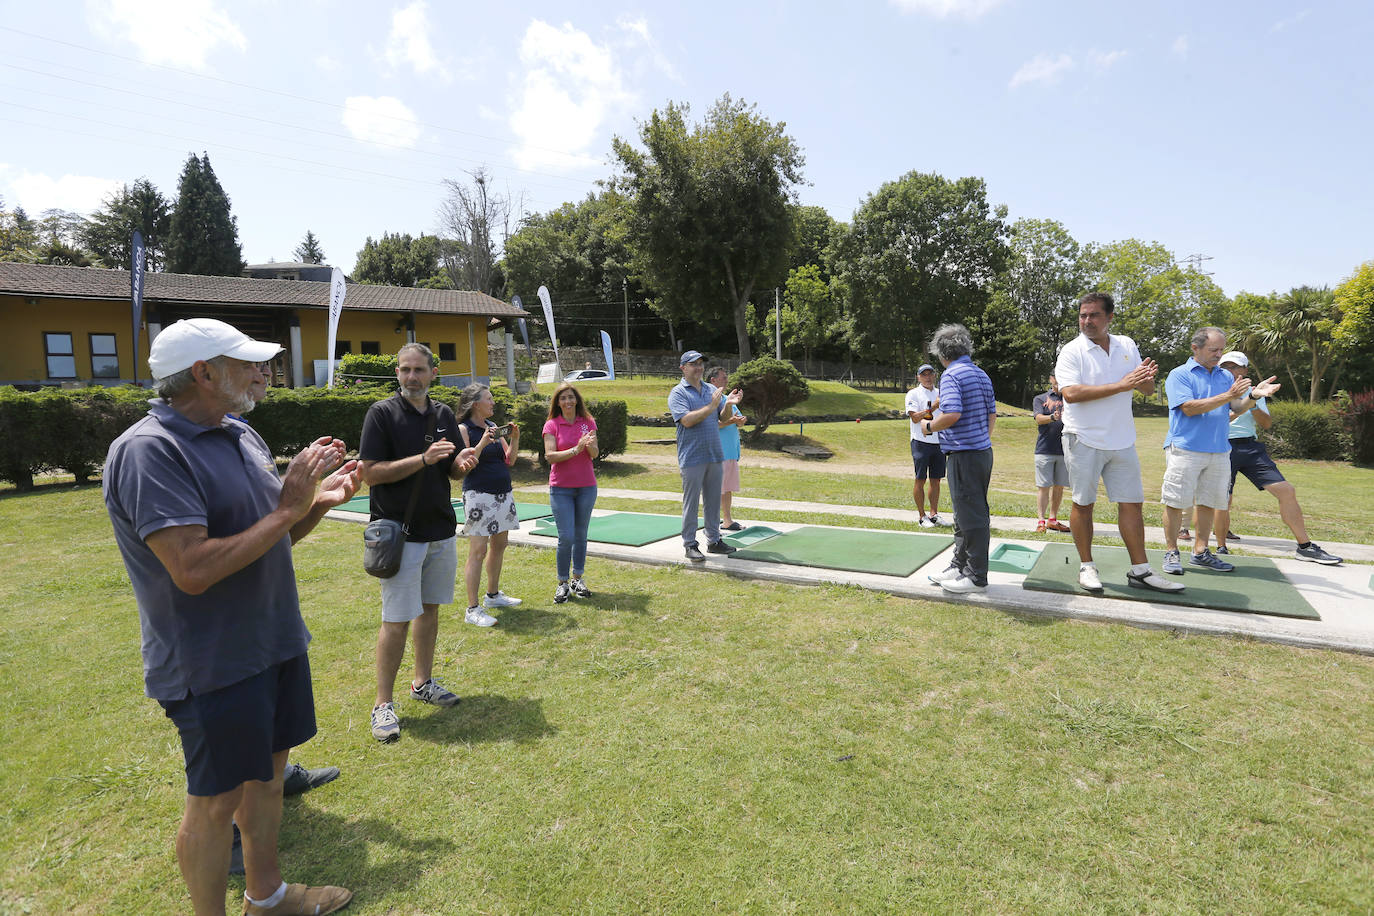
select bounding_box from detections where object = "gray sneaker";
[554,582,571,604]
[1162,549,1184,575]
[684,543,706,562]
[1295,543,1342,565]
[570,577,592,598]
[409,678,460,707]
[1189,549,1235,572]
[370,702,400,743]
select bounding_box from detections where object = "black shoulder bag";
[362,410,438,578]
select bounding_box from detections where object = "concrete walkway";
[329,488,1374,656]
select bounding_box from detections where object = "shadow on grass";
[573,589,653,616]
[237,805,454,905]
[491,606,578,634]
[406,693,556,745]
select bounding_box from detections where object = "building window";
[334,340,351,359]
[90,333,119,378]
[45,332,76,378]
[438,343,456,362]
[361,340,380,355]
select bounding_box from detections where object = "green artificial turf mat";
[530,512,688,546]
[339,494,371,513]
[729,526,952,578]
[989,543,1041,574]
[722,525,782,548]
[1022,542,1319,620]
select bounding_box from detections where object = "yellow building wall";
[0,294,152,384]
[297,311,489,382]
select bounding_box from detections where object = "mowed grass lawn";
[3,487,1373,914]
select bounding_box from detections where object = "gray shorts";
[1034,454,1068,488]
[1062,432,1145,506]
[380,536,457,622]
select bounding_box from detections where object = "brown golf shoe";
[243,883,352,915]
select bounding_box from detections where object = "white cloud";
[341,96,422,149]
[888,0,1005,18]
[508,21,635,172]
[616,15,680,82]
[382,1,450,80]
[0,167,124,215]
[1172,34,1190,57]
[86,0,246,70]
[1270,9,1311,32]
[315,54,342,74]
[1009,53,1075,89]
[1088,49,1128,70]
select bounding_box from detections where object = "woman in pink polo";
[542,383,599,604]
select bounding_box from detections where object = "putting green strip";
[1022,543,1319,620]
[730,526,952,578]
[531,512,687,547]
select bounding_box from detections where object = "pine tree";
[166,153,244,275]
[81,178,171,271]
[294,230,325,264]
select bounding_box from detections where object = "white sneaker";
[928,514,947,526]
[464,606,497,627]
[482,591,522,608]
[939,576,986,594]
[1127,568,1186,593]
[1078,564,1104,593]
[927,564,962,584]
[918,516,937,529]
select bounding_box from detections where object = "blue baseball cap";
[680,349,705,365]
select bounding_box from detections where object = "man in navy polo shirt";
[1159,327,1280,576]
[918,324,997,594]
[668,350,743,562]
[104,318,358,915]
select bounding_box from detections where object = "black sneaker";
[230,823,244,876]
[684,543,706,562]
[706,540,737,554]
[1227,530,1240,541]
[282,762,340,797]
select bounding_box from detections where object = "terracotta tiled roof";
[0,262,528,318]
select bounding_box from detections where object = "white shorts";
[721,459,741,493]
[1160,445,1231,510]
[1062,432,1145,506]
[1034,454,1068,488]
[380,536,457,623]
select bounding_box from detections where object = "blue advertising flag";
[512,296,532,359]
[599,330,616,380]
[130,230,146,384]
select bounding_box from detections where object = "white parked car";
[563,369,612,382]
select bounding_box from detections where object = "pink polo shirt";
[543,415,598,488]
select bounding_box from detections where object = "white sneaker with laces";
[918,516,937,529]
[465,606,498,627]
[939,576,986,594]
[927,564,962,584]
[928,514,947,526]
[482,591,522,608]
[1078,563,1104,593]
[570,577,592,598]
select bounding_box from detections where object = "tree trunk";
[733,284,755,361]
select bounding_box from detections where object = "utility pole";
[622,277,631,378]
[774,287,782,359]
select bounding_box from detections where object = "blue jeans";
[549,485,597,580]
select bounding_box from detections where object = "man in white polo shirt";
[1054,292,1183,594]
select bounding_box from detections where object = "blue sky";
[2,0,1368,298]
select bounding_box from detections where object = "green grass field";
[3,483,1373,914]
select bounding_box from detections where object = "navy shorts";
[911,439,947,479]
[1229,437,1285,493]
[160,653,317,797]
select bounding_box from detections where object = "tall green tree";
[293,230,326,264]
[612,94,805,359]
[997,218,1085,374]
[1079,239,1229,368]
[166,153,243,276]
[352,232,442,287]
[0,198,40,260]
[787,204,840,276]
[830,171,1010,379]
[81,178,171,271]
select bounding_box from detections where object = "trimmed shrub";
[1337,390,1374,466]
[732,356,810,438]
[1260,400,1350,461]
[0,386,151,489]
[336,352,397,386]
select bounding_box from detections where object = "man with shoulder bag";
[358,344,478,743]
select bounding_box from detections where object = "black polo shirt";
[359,393,461,542]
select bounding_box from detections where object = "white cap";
[1219,350,1248,367]
[148,318,283,379]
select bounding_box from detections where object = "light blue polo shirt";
[1164,358,1234,453]
[668,378,724,469]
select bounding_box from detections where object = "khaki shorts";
[1160,445,1230,510]
[1062,432,1145,506]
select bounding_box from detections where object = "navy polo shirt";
[103,400,309,701]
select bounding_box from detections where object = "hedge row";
[1260,401,1351,461]
[0,382,551,490]
[513,394,628,466]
